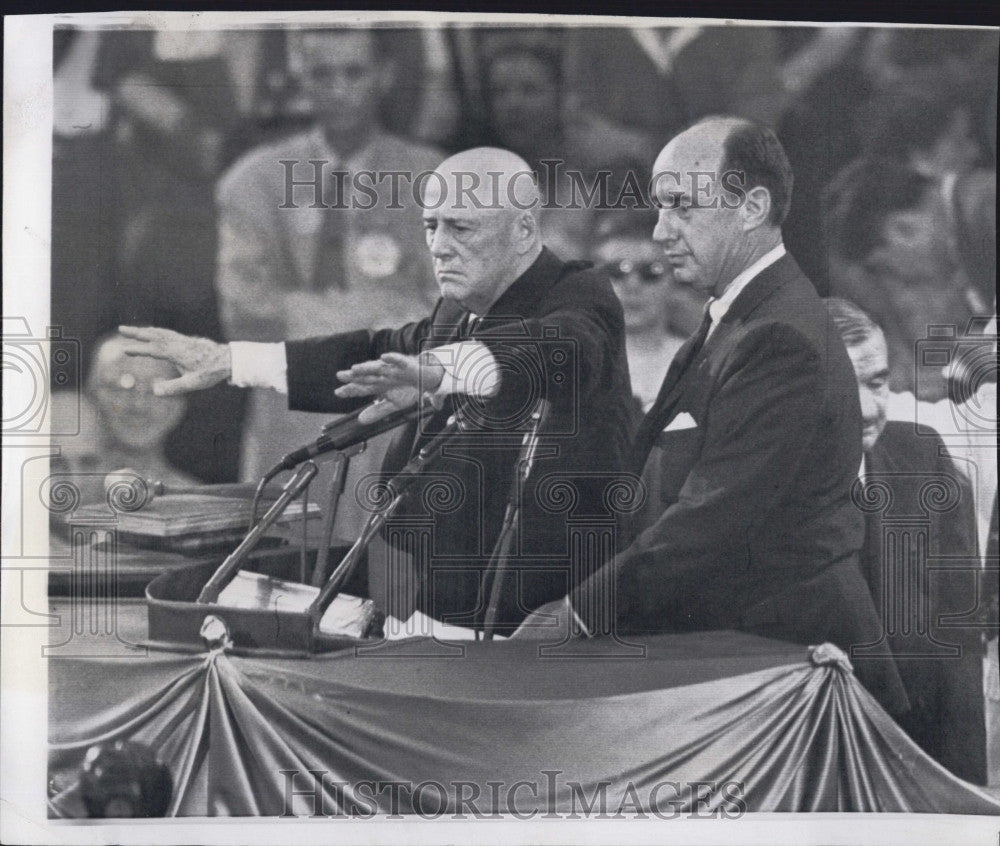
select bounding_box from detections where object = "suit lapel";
[633,327,704,458]
[425,296,469,343]
[632,253,802,467]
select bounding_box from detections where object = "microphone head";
[321,405,364,434]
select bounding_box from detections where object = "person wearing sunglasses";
[591,210,703,411]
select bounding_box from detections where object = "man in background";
[51,334,194,506]
[823,158,985,401]
[826,297,986,785]
[215,27,441,538]
[479,34,655,256]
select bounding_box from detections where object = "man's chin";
[437,280,466,300]
[862,426,885,453]
[669,267,706,290]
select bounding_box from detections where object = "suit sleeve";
[284,316,434,413]
[473,273,622,425]
[574,324,826,631]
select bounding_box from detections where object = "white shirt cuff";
[229,341,288,393]
[423,341,501,400]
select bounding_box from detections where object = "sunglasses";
[604,259,668,283]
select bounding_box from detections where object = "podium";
[145,546,360,655]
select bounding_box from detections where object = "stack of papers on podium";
[216,571,374,640]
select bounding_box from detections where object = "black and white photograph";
[2,8,998,844]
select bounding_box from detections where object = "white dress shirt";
[706,243,786,339]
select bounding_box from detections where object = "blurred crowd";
[51,22,997,781]
[51,23,997,470]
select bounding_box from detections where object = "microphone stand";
[197,461,318,604]
[481,400,549,640]
[243,405,424,580]
[309,440,365,587]
[306,415,461,633]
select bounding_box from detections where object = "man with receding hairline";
[119,146,634,635]
[515,117,908,716]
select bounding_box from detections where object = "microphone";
[505,399,550,505]
[263,404,422,482]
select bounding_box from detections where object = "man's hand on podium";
[335,352,446,423]
[510,597,590,640]
[118,326,231,396]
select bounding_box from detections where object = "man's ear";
[741,186,772,231]
[514,211,539,254]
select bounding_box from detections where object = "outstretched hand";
[336,352,446,423]
[117,326,231,396]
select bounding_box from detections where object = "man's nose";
[858,388,879,420]
[653,211,676,244]
[428,228,453,258]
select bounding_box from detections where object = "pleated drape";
[49,633,1000,816]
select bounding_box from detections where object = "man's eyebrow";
[439,215,476,226]
[657,191,690,206]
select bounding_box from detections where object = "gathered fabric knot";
[199,614,234,657]
[808,642,854,674]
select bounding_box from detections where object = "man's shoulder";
[734,257,836,353]
[877,420,948,465]
[217,131,316,204]
[548,256,618,303]
[225,131,317,180]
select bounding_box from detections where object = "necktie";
[463,312,481,339]
[683,299,715,364]
[312,179,348,291]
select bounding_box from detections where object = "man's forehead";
[421,173,526,216]
[848,338,889,373]
[422,204,483,222]
[654,132,725,177]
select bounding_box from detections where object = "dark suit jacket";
[285,248,636,632]
[862,422,986,783]
[573,252,909,714]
